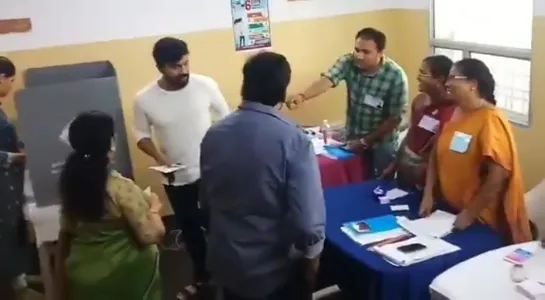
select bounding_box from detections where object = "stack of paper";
[341,227,408,246]
[397,210,456,238]
[516,280,545,299]
[372,235,460,266]
[341,215,407,246]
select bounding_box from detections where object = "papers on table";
[341,210,461,266]
[371,235,461,267]
[378,188,409,204]
[344,215,400,234]
[525,247,545,284]
[312,138,326,155]
[341,227,409,246]
[148,164,185,174]
[516,279,545,299]
[397,210,455,238]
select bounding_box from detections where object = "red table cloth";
[318,154,369,188]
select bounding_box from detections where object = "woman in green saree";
[55,111,165,300]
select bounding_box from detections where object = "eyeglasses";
[447,75,468,81]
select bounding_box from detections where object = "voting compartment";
[14,61,133,206]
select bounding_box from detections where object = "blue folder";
[324,145,355,160]
[343,214,399,234]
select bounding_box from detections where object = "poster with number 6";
[231,0,272,51]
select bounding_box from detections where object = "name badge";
[449,131,472,153]
[363,94,384,108]
[417,115,440,133]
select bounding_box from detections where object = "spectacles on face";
[447,75,468,81]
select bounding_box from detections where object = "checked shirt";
[323,54,409,146]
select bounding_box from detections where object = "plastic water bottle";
[321,119,332,145]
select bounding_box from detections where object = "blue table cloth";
[324,180,505,300]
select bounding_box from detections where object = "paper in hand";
[59,119,73,146]
[143,186,152,196]
[148,163,185,174]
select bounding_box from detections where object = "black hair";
[355,28,386,52]
[423,55,453,83]
[241,52,292,106]
[59,111,115,222]
[152,37,189,69]
[0,56,16,77]
[454,58,496,105]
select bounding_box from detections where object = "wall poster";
[231,0,272,51]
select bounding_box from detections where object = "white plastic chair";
[524,179,545,239]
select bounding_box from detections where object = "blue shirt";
[200,101,326,298]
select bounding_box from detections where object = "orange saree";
[435,107,531,243]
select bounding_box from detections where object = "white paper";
[385,188,409,200]
[59,119,73,146]
[397,210,456,238]
[143,186,151,195]
[311,138,326,155]
[379,188,409,204]
[516,279,545,299]
[525,247,545,284]
[341,226,407,246]
[148,164,185,174]
[391,204,410,211]
[373,235,460,267]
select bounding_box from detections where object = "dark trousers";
[223,262,312,300]
[164,180,209,283]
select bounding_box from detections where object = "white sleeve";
[207,79,230,119]
[133,100,152,142]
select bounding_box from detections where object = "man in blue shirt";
[200,52,326,300]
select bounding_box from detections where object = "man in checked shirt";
[287,27,409,177]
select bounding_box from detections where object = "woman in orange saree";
[420,58,531,244]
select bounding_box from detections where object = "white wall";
[0,0,399,52]
[1,0,542,52]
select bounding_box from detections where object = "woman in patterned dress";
[55,111,165,300]
[0,56,29,300]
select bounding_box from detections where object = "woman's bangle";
[149,209,160,215]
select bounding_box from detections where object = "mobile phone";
[397,243,427,254]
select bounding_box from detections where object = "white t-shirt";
[133,74,230,186]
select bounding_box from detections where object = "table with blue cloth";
[321,180,505,300]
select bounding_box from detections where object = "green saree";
[65,221,162,300]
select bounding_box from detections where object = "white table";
[430,241,543,300]
[28,203,61,300]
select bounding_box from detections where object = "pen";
[367,233,413,249]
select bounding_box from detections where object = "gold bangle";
[149,209,160,215]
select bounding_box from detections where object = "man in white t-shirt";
[133,37,230,295]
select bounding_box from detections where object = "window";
[431,0,533,125]
[433,48,463,62]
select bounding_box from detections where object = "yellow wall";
[3,8,544,213]
[2,10,397,213]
